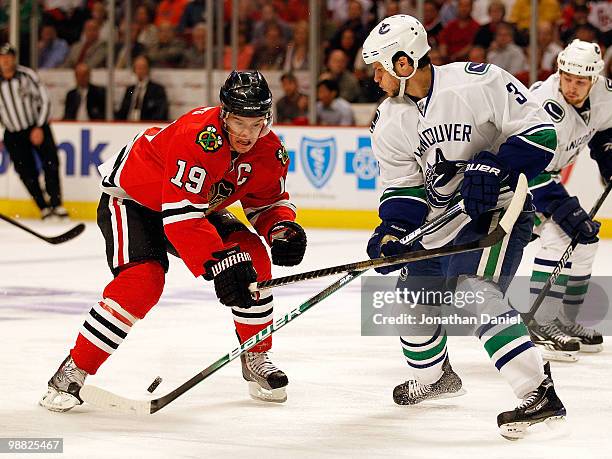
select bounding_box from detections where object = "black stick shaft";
[256,202,465,290]
[524,181,612,325]
[0,213,85,244]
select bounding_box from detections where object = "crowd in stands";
[0,0,610,125]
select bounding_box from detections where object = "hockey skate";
[241,351,288,403]
[555,319,603,353]
[497,363,566,440]
[528,321,580,362]
[39,355,87,412]
[393,357,466,405]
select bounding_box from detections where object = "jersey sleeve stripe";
[380,186,427,203]
[515,128,557,155]
[527,172,553,189]
[518,123,555,136]
[161,200,209,211]
[162,211,206,225]
[244,200,296,224]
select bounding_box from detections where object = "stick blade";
[499,173,528,233]
[46,223,86,244]
[80,384,152,415]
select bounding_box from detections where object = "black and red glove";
[204,246,257,308]
[268,221,307,266]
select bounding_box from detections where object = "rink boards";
[0,122,610,236]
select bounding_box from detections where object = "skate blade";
[538,347,579,362]
[579,343,603,353]
[430,387,467,402]
[39,387,81,413]
[500,415,566,441]
[248,382,287,403]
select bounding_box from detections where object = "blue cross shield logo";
[345,136,378,189]
[300,137,336,188]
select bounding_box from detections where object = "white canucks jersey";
[529,73,612,173]
[371,62,557,248]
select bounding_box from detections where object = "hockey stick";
[253,174,528,291]
[0,213,85,244]
[79,174,527,414]
[522,180,612,326]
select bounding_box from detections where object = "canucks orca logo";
[425,148,467,208]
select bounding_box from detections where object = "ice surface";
[1,221,611,458]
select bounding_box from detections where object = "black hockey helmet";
[219,70,273,118]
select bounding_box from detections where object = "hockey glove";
[367,221,415,275]
[547,196,600,244]
[590,143,612,183]
[589,129,612,183]
[461,151,506,220]
[268,221,307,266]
[204,246,257,308]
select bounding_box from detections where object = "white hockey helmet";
[362,14,430,82]
[557,39,604,79]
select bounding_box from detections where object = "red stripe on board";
[112,197,125,266]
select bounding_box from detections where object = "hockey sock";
[233,290,274,352]
[400,324,448,385]
[71,298,138,374]
[530,257,571,325]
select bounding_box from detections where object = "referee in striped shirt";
[0,43,67,219]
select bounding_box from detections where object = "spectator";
[487,22,527,75]
[474,1,508,49]
[178,0,205,34]
[560,3,590,43]
[337,28,360,69]
[115,21,146,69]
[116,55,169,121]
[148,22,185,68]
[135,5,159,51]
[467,44,487,62]
[509,0,561,36]
[276,73,308,124]
[329,1,368,49]
[588,0,611,47]
[0,44,68,219]
[90,1,112,42]
[223,24,255,70]
[155,0,190,27]
[38,24,69,69]
[423,0,444,47]
[252,2,293,44]
[251,23,286,70]
[182,22,207,68]
[604,46,612,78]
[273,0,309,23]
[429,46,446,65]
[537,21,563,74]
[283,21,309,72]
[63,19,107,68]
[574,23,600,44]
[316,79,354,126]
[320,49,361,102]
[438,0,480,62]
[439,0,458,26]
[63,62,106,121]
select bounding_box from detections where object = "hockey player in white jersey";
[362,15,565,439]
[526,40,612,361]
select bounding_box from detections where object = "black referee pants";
[3,124,62,210]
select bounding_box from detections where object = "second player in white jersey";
[525,40,612,361]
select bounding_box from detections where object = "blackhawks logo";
[276,145,289,165]
[196,125,223,152]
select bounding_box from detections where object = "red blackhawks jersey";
[98,105,296,277]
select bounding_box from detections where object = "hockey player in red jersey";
[40,71,307,411]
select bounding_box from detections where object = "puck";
[147,376,162,393]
